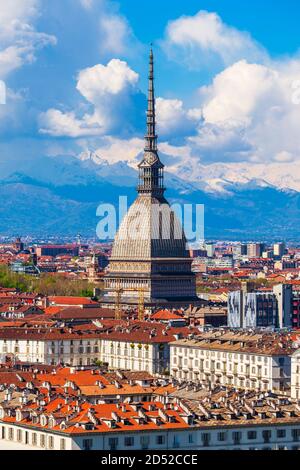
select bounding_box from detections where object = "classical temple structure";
[101,49,199,311]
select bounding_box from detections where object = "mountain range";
[0,151,299,241]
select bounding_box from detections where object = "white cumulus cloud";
[39,109,102,138]
[77,59,139,101]
[0,0,56,78]
[156,97,201,138]
[202,61,281,125]
[163,10,267,69]
[192,59,300,164]
[39,59,141,137]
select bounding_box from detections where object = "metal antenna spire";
[145,46,157,152]
[138,46,165,197]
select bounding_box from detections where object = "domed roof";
[110,50,191,263]
[110,195,190,261]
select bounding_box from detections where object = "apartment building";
[0,326,101,367]
[228,283,293,329]
[291,290,300,329]
[247,243,265,259]
[2,389,300,450]
[170,330,294,393]
[0,321,194,374]
[0,396,195,451]
[228,290,278,328]
[291,349,300,399]
[274,243,286,259]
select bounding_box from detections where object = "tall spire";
[145,47,157,152]
[138,47,165,197]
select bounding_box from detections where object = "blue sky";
[2,0,300,192]
[122,0,300,55]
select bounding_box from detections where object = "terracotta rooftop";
[151,310,183,321]
[50,307,118,321]
[48,296,100,306]
[0,320,199,344]
[0,397,191,434]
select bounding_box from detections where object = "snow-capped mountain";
[79,150,137,187]
[0,150,299,238]
[77,149,300,196]
[173,160,300,194]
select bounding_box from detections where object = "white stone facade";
[291,349,300,399]
[170,342,291,393]
[0,336,169,374]
[1,421,300,450]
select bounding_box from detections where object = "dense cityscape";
[1,236,300,450]
[1,48,300,450]
[1,1,300,460]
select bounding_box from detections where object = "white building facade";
[291,349,300,399]
[0,330,170,374]
[1,421,300,451]
[170,340,291,393]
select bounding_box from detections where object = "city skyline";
[0,1,299,239]
[1,2,300,455]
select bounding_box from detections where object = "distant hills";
[0,152,299,240]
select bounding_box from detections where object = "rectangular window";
[156,435,166,445]
[40,434,46,448]
[49,436,54,449]
[140,436,150,449]
[218,432,226,442]
[8,428,13,441]
[60,438,66,450]
[232,432,242,444]
[32,433,37,446]
[108,438,118,451]
[201,433,211,447]
[83,439,93,450]
[17,429,22,442]
[292,429,300,441]
[124,437,134,447]
[277,429,286,438]
[262,430,271,443]
[247,431,257,440]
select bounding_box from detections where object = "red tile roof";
[44,306,65,315]
[0,320,198,344]
[50,307,118,320]
[151,310,183,321]
[48,296,100,306]
[1,398,190,434]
